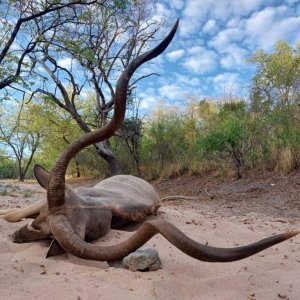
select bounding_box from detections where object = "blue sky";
[5,0,299,115]
[134,0,300,111]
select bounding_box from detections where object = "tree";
[141,103,188,178]
[0,100,42,181]
[24,99,92,177]
[28,0,162,175]
[248,41,300,169]
[196,101,250,179]
[0,0,105,90]
[248,41,300,111]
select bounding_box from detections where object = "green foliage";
[248,40,300,108]
[26,100,91,175]
[195,101,250,178]
[248,41,300,171]
[112,0,131,10]
[0,152,17,179]
[133,102,205,179]
[0,100,44,181]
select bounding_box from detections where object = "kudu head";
[11,20,299,263]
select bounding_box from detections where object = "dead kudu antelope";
[0,20,299,264]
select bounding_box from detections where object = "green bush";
[0,156,17,179]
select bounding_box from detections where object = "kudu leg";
[0,199,45,222]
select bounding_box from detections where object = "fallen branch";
[204,189,214,199]
[161,195,201,202]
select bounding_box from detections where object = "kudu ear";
[33,164,49,189]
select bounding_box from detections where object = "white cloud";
[219,44,249,69]
[226,18,241,28]
[202,19,217,34]
[168,0,184,10]
[210,72,242,94]
[159,84,185,100]
[206,5,300,56]
[136,1,300,109]
[156,3,172,16]
[213,72,239,84]
[57,57,74,69]
[138,87,158,110]
[138,76,202,109]
[183,46,218,74]
[158,83,202,104]
[229,0,265,16]
[180,0,267,36]
[245,6,286,37]
[209,27,243,51]
[244,6,300,49]
[140,95,158,110]
[178,38,204,49]
[180,0,209,36]
[175,74,200,87]
[166,49,185,61]
[152,3,173,24]
[182,0,210,20]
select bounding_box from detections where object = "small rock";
[123,248,162,272]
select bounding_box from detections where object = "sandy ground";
[0,170,299,300]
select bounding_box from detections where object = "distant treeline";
[1,96,299,181]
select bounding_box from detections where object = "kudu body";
[1,20,298,264]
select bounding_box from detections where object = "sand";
[0,172,299,300]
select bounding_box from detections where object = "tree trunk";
[135,159,142,177]
[94,140,122,176]
[19,169,25,182]
[74,155,81,178]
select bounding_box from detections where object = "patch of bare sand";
[0,171,299,300]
